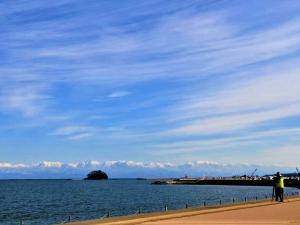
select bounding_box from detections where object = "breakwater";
[152,178,300,188]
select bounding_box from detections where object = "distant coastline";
[0,178,73,181]
[0,178,152,181]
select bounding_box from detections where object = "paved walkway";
[140,199,300,225]
[68,197,300,225]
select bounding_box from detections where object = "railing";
[16,191,300,225]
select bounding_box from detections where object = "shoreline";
[62,195,300,225]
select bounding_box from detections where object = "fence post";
[185,203,188,209]
[107,211,110,218]
[219,200,222,205]
[138,208,141,214]
[203,201,206,207]
[232,198,235,204]
[255,196,258,201]
[68,216,71,223]
[164,205,168,211]
[244,197,247,202]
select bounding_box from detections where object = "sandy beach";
[67,197,300,225]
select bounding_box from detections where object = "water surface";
[0,179,299,225]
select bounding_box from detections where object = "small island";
[84,170,108,180]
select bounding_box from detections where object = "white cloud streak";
[0,83,51,116]
[107,91,130,98]
[167,103,300,136]
[164,64,300,136]
[152,128,300,155]
[50,126,96,140]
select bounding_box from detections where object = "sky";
[1,0,300,178]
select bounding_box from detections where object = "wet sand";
[67,197,300,225]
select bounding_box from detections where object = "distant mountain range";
[0,160,298,179]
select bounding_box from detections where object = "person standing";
[273,172,284,202]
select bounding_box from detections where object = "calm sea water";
[0,179,299,225]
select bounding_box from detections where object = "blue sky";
[1,0,300,177]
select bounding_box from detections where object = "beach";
[66,196,300,225]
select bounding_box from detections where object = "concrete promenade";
[67,197,300,225]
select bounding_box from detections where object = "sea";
[0,179,299,225]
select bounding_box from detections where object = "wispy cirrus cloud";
[143,61,300,159]
[259,145,300,166]
[107,91,130,98]
[1,1,300,169]
[166,103,300,136]
[151,128,300,155]
[162,63,300,136]
[11,12,300,86]
[174,66,300,119]
[50,126,96,140]
[0,83,51,116]
[2,3,300,112]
